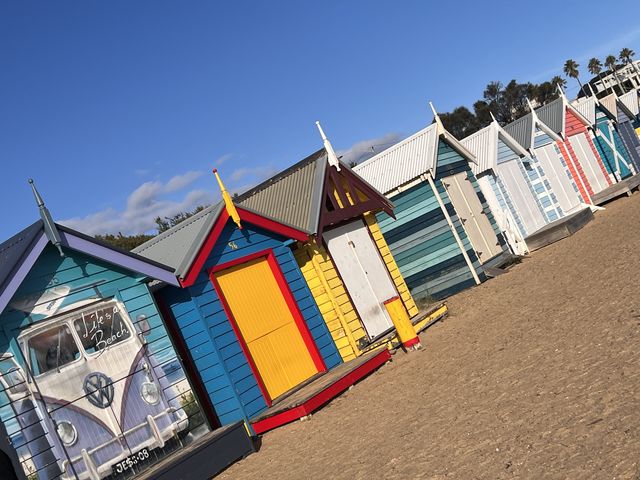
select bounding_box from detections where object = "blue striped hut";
[353,106,511,304]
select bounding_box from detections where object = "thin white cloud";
[214,153,233,167]
[61,171,213,236]
[337,132,404,166]
[59,164,280,236]
[529,27,640,82]
[229,165,278,183]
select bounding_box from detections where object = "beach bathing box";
[503,106,586,216]
[236,143,433,362]
[134,187,392,435]
[461,118,564,255]
[535,94,616,203]
[572,94,638,181]
[0,185,253,480]
[354,109,511,303]
[602,92,640,171]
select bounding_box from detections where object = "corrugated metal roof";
[536,98,564,136]
[237,149,326,233]
[462,121,530,175]
[0,220,43,294]
[572,97,597,125]
[353,123,439,194]
[461,124,496,175]
[133,203,224,277]
[619,90,639,117]
[504,113,534,150]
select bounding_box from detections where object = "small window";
[28,326,81,376]
[73,303,132,354]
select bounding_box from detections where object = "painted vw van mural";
[1,297,192,480]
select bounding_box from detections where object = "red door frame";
[208,248,327,406]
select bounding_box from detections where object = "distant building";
[588,60,640,97]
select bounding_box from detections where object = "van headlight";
[140,382,160,405]
[57,421,77,446]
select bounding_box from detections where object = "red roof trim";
[180,206,309,287]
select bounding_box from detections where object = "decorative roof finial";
[429,101,445,133]
[525,97,535,113]
[489,111,499,125]
[28,179,64,256]
[212,169,242,229]
[315,121,341,171]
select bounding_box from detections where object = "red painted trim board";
[251,348,391,434]
[208,248,326,406]
[182,207,309,287]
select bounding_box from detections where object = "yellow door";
[214,256,318,400]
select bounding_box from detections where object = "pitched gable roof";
[0,221,44,296]
[536,97,565,136]
[353,122,475,194]
[461,121,530,175]
[504,113,534,150]
[619,90,639,117]
[236,149,326,233]
[0,220,178,315]
[133,203,225,277]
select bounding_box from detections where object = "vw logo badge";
[83,372,115,409]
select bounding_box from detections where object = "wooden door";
[213,256,319,401]
[324,221,397,339]
[444,172,503,264]
[536,144,582,213]
[569,134,609,193]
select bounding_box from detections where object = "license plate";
[112,448,150,475]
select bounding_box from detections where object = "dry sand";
[220,193,640,479]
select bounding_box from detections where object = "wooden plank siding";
[565,109,613,192]
[293,217,419,362]
[376,140,489,303]
[159,221,341,426]
[293,242,367,362]
[617,108,640,171]
[593,108,634,179]
[0,244,206,475]
[363,214,419,318]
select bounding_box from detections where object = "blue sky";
[2,0,640,240]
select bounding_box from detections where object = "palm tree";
[619,47,640,87]
[550,75,567,90]
[563,59,584,94]
[605,54,626,94]
[587,58,602,96]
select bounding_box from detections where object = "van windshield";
[28,326,81,376]
[72,303,132,354]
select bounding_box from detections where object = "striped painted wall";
[593,109,634,179]
[617,108,640,171]
[517,157,561,222]
[565,109,612,192]
[487,173,527,238]
[376,140,490,303]
[160,221,341,426]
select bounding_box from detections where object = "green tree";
[605,54,625,94]
[563,59,584,94]
[155,205,206,233]
[439,106,480,139]
[587,58,602,96]
[95,233,154,251]
[619,47,639,85]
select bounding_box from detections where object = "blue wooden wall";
[376,140,502,303]
[593,108,633,179]
[159,220,341,427]
[0,245,189,477]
